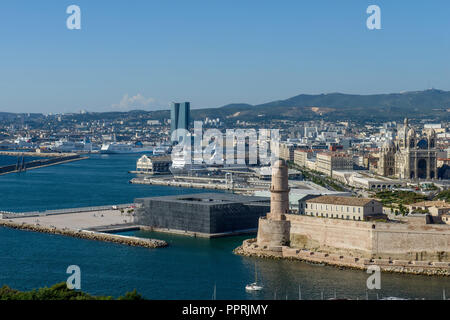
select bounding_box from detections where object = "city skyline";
[0,0,449,113]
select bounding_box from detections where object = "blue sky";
[0,0,449,113]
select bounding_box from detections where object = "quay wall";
[130,177,259,193]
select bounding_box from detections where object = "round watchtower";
[268,160,290,220]
[256,159,291,247]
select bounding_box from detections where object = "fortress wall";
[285,214,450,261]
[372,223,450,260]
[286,215,373,253]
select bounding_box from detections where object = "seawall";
[236,238,450,276]
[0,220,167,249]
[286,214,450,261]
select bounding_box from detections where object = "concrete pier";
[0,204,167,249]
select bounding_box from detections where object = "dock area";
[129,176,262,193]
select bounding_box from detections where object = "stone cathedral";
[378,118,437,180]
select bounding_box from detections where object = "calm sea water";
[0,155,46,167]
[0,154,448,299]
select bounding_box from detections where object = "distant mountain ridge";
[253,89,450,109]
[192,89,450,122]
[2,89,450,123]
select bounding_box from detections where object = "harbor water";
[0,154,449,299]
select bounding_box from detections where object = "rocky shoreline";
[0,220,167,249]
[235,239,450,277]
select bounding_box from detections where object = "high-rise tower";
[170,102,190,142]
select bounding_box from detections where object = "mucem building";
[134,193,270,237]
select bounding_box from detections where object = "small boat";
[245,263,263,292]
[380,296,408,300]
[245,283,263,292]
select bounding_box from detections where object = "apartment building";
[316,152,353,176]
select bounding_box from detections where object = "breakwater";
[235,239,450,276]
[0,154,87,175]
[0,220,167,249]
[0,151,78,157]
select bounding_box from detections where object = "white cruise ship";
[100,141,153,154]
[51,138,96,153]
[168,141,224,175]
[152,142,171,156]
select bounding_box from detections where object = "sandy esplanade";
[6,209,134,230]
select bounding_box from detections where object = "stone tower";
[268,160,290,220]
[256,159,291,247]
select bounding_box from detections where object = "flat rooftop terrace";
[135,193,270,206]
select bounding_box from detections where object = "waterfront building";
[134,193,270,237]
[136,155,171,174]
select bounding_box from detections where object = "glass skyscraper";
[170,102,190,142]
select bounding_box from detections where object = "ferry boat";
[169,140,226,175]
[14,136,34,149]
[152,142,171,156]
[51,138,96,153]
[169,150,206,175]
[100,141,153,154]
